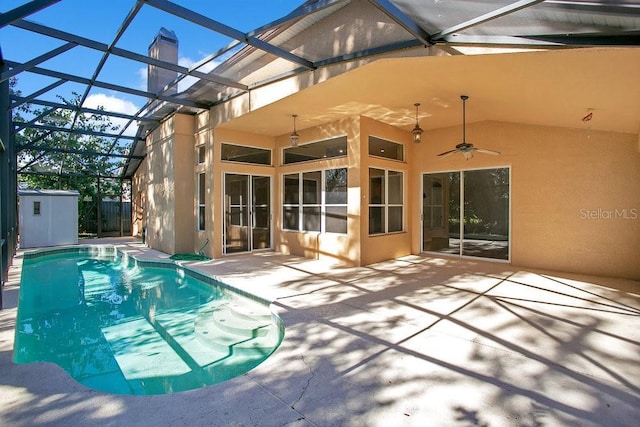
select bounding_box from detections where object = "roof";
[18,189,80,196]
[3,0,640,179]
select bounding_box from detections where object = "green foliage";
[12,81,129,233]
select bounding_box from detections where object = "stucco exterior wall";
[208,0,444,131]
[173,114,196,254]
[211,127,276,259]
[145,118,174,254]
[194,111,213,256]
[411,120,640,279]
[274,117,361,265]
[360,116,413,265]
[144,113,195,255]
[140,111,638,278]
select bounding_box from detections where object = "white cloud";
[136,54,223,94]
[137,67,148,91]
[177,56,221,92]
[178,56,196,68]
[83,93,141,137]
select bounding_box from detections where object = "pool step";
[225,300,273,322]
[212,306,271,337]
[153,310,279,369]
[194,303,280,353]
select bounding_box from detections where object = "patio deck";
[1,238,639,426]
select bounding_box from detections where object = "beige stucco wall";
[359,116,413,265]
[274,117,361,265]
[140,111,638,278]
[145,118,174,254]
[144,113,195,255]
[207,0,444,132]
[411,120,640,279]
[197,116,364,265]
[174,114,196,253]
[194,111,213,256]
[210,127,276,259]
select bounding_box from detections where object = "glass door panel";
[252,176,270,250]
[422,169,508,260]
[422,172,460,254]
[224,174,271,254]
[462,169,509,260]
[224,174,249,254]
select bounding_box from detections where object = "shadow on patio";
[1,243,638,426]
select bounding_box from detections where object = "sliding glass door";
[422,168,509,260]
[251,175,271,251]
[224,174,271,254]
[462,169,509,259]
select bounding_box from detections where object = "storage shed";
[18,190,79,249]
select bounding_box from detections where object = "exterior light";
[290,115,299,147]
[412,103,423,143]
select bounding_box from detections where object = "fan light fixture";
[436,95,500,160]
[290,114,299,147]
[412,103,423,143]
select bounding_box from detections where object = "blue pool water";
[14,248,283,395]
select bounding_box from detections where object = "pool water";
[14,249,283,395]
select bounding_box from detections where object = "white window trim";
[197,144,206,164]
[197,172,206,231]
[419,165,511,263]
[220,142,272,166]
[282,168,348,234]
[368,135,406,162]
[281,135,348,166]
[369,168,404,235]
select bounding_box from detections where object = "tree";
[12,81,130,235]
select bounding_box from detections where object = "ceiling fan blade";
[437,149,458,158]
[437,96,500,160]
[474,148,501,155]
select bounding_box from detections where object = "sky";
[2,0,305,134]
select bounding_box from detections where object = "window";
[324,168,348,233]
[221,143,271,165]
[197,173,205,231]
[197,145,206,164]
[368,136,404,161]
[303,171,321,231]
[283,174,300,231]
[369,168,403,234]
[33,201,41,216]
[283,168,348,233]
[283,136,347,165]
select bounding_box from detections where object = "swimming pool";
[14,246,284,395]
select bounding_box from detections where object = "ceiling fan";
[437,95,500,160]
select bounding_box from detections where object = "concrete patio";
[1,238,639,426]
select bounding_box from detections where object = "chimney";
[148,28,178,96]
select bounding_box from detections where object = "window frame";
[368,167,404,235]
[282,167,348,234]
[420,166,511,262]
[368,136,405,162]
[221,142,272,166]
[197,145,206,164]
[282,136,348,165]
[197,172,206,231]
